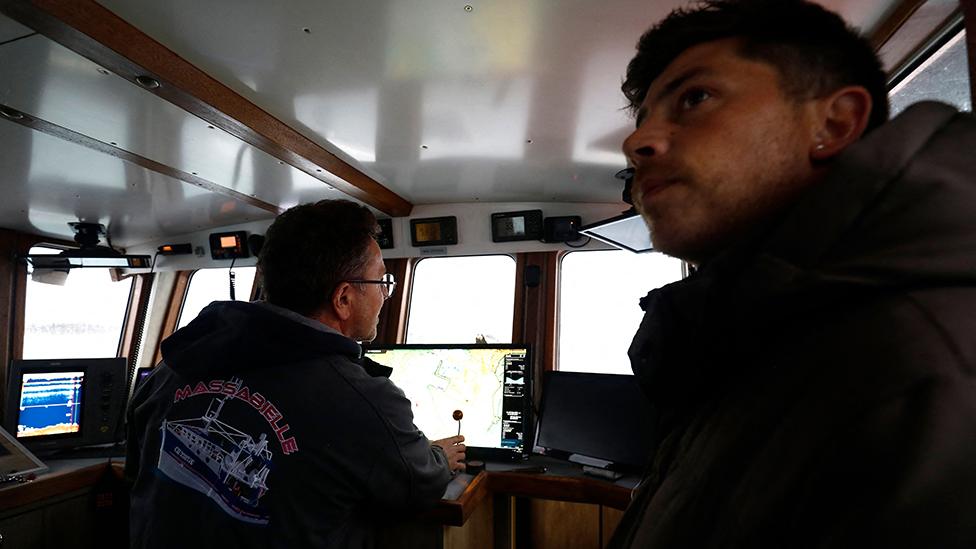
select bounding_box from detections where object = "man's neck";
[258,302,350,338]
[308,310,352,339]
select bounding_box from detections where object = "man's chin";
[648,225,708,264]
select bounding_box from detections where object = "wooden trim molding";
[153,270,191,364]
[870,0,927,50]
[512,254,528,344]
[0,230,65,414]
[375,258,412,344]
[0,0,413,217]
[513,251,561,415]
[119,273,155,381]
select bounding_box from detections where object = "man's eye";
[678,88,711,110]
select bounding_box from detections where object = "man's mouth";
[636,177,676,201]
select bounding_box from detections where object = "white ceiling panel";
[0,119,274,246]
[94,0,899,206]
[0,34,358,214]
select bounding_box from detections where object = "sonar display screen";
[366,346,528,454]
[17,371,84,438]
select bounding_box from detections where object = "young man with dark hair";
[127,199,465,548]
[612,0,976,547]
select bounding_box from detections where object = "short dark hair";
[623,0,889,132]
[258,199,378,315]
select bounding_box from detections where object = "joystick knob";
[453,409,463,436]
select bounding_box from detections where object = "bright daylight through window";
[23,245,133,359]
[178,267,256,329]
[406,255,515,344]
[559,250,684,375]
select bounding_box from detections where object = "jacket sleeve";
[362,379,453,510]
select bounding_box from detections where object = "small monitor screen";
[415,222,442,242]
[17,371,84,438]
[494,216,526,238]
[535,372,656,470]
[366,345,530,458]
[219,235,238,248]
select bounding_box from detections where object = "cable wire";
[229,257,237,301]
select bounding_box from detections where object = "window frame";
[554,248,687,374]
[20,243,137,361]
[174,266,258,329]
[404,253,518,345]
[887,13,966,92]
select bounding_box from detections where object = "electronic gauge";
[491,210,543,242]
[410,217,458,247]
[209,231,249,260]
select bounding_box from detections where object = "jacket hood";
[739,101,976,306]
[160,301,362,377]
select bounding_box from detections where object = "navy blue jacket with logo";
[125,301,452,548]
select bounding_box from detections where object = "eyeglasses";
[345,273,397,299]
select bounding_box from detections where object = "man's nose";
[623,119,670,165]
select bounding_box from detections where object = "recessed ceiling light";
[135,75,160,89]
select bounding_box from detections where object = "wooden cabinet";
[525,499,625,549]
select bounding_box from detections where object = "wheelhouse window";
[406,255,516,344]
[558,250,684,375]
[177,267,257,329]
[889,29,970,115]
[23,245,134,359]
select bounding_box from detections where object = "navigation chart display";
[18,371,84,438]
[366,345,529,456]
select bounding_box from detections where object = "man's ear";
[810,86,872,160]
[331,282,355,322]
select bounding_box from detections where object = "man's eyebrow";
[636,66,712,127]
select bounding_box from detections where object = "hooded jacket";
[126,301,452,548]
[610,102,976,548]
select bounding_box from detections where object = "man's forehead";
[367,240,385,271]
[645,38,745,98]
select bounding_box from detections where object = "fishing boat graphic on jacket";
[157,377,273,524]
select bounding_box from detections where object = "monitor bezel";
[533,370,653,472]
[4,357,127,455]
[364,343,532,462]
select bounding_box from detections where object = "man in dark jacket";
[126,200,465,548]
[611,1,976,547]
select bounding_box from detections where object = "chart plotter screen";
[17,371,84,438]
[366,345,529,458]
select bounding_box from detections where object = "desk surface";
[0,458,116,514]
[1,455,637,526]
[430,455,638,526]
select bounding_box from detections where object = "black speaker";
[543,216,581,243]
[525,265,542,287]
